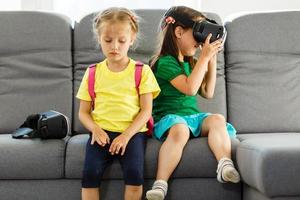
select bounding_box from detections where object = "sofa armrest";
[237,133,300,197]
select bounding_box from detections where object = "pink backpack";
[87,61,154,137]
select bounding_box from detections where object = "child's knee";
[123,166,144,185]
[82,169,103,188]
[168,124,189,143]
[125,185,143,192]
[206,114,226,127]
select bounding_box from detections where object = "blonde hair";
[93,7,139,40]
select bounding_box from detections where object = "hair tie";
[130,15,137,23]
[165,16,175,24]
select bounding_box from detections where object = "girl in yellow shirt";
[76,7,160,200]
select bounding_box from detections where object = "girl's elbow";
[141,106,152,118]
[146,108,153,119]
[205,94,214,99]
[203,92,214,99]
[78,112,83,122]
[78,110,87,122]
[186,87,198,96]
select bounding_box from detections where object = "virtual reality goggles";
[12,110,70,139]
[163,9,226,44]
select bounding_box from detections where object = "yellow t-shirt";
[76,59,160,132]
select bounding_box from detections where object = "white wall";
[0,0,21,10]
[53,0,175,21]
[201,0,300,20]
[52,0,300,21]
[22,0,53,10]
[1,0,300,21]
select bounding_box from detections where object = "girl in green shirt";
[146,6,240,200]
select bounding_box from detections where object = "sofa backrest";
[0,11,73,134]
[72,9,227,134]
[225,11,300,133]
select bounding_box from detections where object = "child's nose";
[112,41,118,50]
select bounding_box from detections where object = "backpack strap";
[88,64,97,110]
[135,61,144,93]
[135,61,154,137]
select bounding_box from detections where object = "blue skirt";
[153,113,236,141]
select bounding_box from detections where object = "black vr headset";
[163,8,226,44]
[12,110,70,139]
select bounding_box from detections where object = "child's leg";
[201,114,240,183]
[146,123,190,200]
[124,185,143,200]
[201,114,231,160]
[119,133,146,200]
[156,123,190,180]
[81,136,112,200]
[82,188,100,200]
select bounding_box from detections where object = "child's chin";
[187,52,196,56]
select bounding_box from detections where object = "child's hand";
[208,54,217,68]
[91,127,110,147]
[109,133,130,156]
[200,33,223,62]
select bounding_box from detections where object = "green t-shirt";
[153,55,200,122]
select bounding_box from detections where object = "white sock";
[146,180,168,200]
[217,157,240,183]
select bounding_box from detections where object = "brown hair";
[151,6,206,69]
[93,7,139,42]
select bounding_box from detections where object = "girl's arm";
[170,34,222,96]
[199,54,217,99]
[109,92,153,155]
[78,100,110,146]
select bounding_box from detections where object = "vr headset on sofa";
[12,110,70,139]
[163,8,227,44]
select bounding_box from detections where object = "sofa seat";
[65,134,240,179]
[0,134,66,179]
[236,133,300,198]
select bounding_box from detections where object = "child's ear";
[175,26,184,38]
[97,35,101,44]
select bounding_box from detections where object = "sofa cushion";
[0,11,73,134]
[65,134,239,179]
[0,134,66,179]
[225,11,300,133]
[73,10,228,134]
[0,180,80,200]
[237,133,300,197]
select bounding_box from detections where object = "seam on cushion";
[225,50,300,57]
[0,49,70,57]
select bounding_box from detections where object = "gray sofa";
[0,9,299,200]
